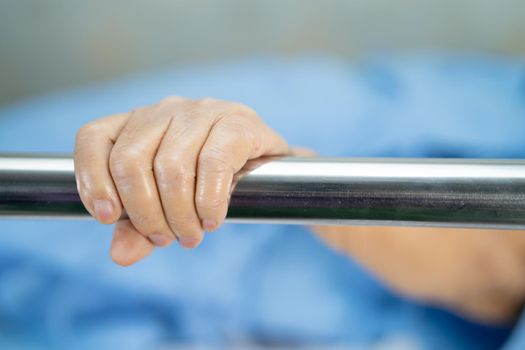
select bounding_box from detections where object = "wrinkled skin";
[75,97,525,325]
[75,97,290,265]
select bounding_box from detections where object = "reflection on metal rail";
[1,154,525,229]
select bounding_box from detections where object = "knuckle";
[159,95,184,106]
[198,97,219,106]
[229,102,257,118]
[109,148,143,181]
[152,153,175,179]
[76,120,103,143]
[176,100,204,120]
[173,169,197,186]
[129,106,148,116]
[154,154,196,183]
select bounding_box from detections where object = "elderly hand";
[74,97,290,266]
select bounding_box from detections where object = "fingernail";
[202,219,217,232]
[93,200,113,221]
[149,234,169,247]
[178,236,200,249]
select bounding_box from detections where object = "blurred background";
[2,2,525,350]
[1,0,525,106]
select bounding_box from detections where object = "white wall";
[1,0,524,105]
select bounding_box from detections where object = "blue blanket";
[0,55,524,349]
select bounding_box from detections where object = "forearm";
[312,225,525,324]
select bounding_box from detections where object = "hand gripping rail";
[1,154,525,229]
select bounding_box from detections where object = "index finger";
[74,113,128,223]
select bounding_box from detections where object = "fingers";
[109,100,177,247]
[153,104,215,248]
[74,113,128,224]
[111,220,155,266]
[195,114,289,231]
[76,96,293,266]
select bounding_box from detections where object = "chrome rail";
[1,154,525,229]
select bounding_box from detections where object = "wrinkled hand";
[74,97,290,266]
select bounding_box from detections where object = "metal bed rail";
[1,154,525,229]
